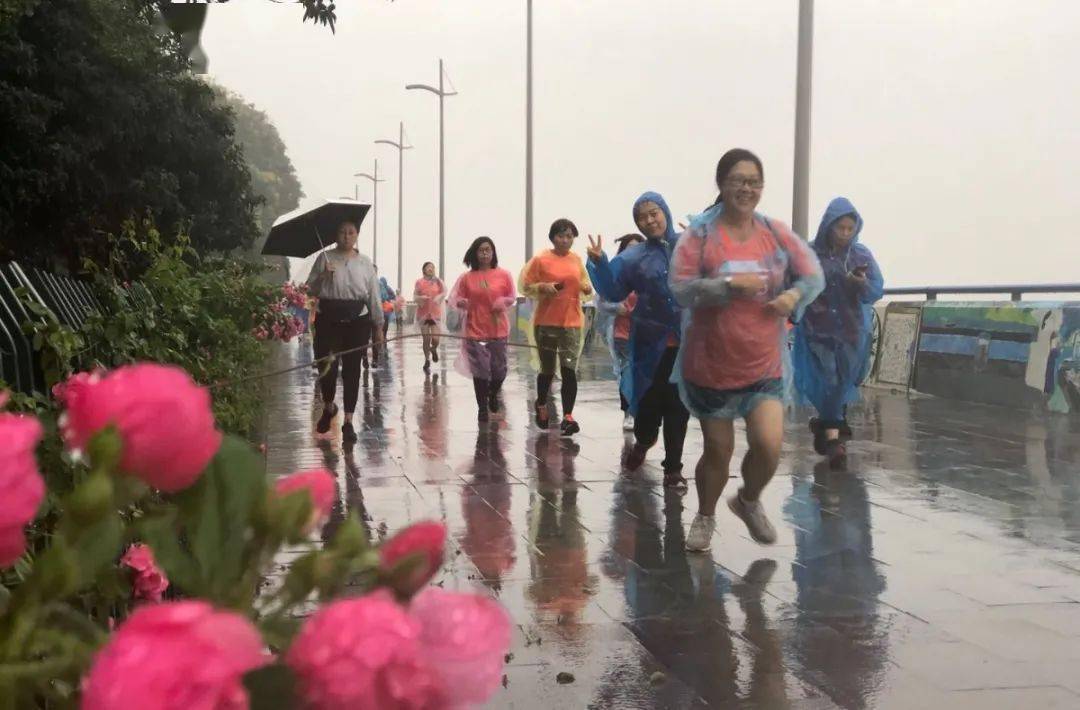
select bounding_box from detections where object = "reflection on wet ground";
[263,334,1080,709]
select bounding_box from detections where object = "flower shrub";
[252,282,309,343]
[0,365,510,709]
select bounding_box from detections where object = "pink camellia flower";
[81,601,269,710]
[120,543,169,603]
[52,370,104,406]
[274,469,336,528]
[0,413,45,567]
[286,591,445,710]
[61,364,222,492]
[379,522,447,595]
[410,587,511,707]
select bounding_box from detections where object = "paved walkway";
[261,330,1080,709]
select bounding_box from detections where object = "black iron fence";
[0,262,101,395]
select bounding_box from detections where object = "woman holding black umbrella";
[305,218,384,443]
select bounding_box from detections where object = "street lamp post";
[792,0,814,239]
[375,123,412,294]
[406,59,457,281]
[354,160,385,265]
[525,0,534,261]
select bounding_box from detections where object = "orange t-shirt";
[520,249,590,328]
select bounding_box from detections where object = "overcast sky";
[202,0,1080,292]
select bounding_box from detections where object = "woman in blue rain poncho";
[793,197,884,465]
[669,149,823,551]
[587,191,690,489]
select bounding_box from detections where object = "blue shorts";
[680,377,784,420]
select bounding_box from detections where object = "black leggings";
[313,315,373,412]
[633,347,690,471]
[537,368,578,416]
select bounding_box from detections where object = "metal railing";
[885,284,1080,302]
[0,262,102,394]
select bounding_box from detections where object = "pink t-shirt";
[677,221,788,390]
[612,292,637,341]
[453,268,517,340]
[414,277,445,321]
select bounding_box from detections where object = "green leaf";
[244,664,298,710]
[67,514,122,590]
[174,435,266,601]
[138,511,199,593]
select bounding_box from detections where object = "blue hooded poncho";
[587,191,682,415]
[793,197,884,423]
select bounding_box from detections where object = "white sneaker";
[685,513,716,552]
[622,413,635,432]
[727,491,777,544]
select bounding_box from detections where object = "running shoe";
[727,490,777,544]
[423,360,431,373]
[431,349,439,363]
[663,468,688,490]
[685,513,716,552]
[809,418,827,455]
[316,403,338,434]
[488,393,501,414]
[342,421,357,443]
[622,413,635,432]
[560,415,580,436]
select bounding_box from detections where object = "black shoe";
[342,421,357,443]
[663,468,688,489]
[431,350,439,363]
[534,400,550,429]
[423,360,431,373]
[488,394,500,414]
[478,408,490,423]
[316,403,338,434]
[361,356,369,369]
[559,416,580,437]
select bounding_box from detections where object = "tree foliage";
[214,87,304,241]
[0,0,261,269]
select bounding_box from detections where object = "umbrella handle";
[314,225,326,248]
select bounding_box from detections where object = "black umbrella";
[262,199,371,258]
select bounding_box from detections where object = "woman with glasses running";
[670,149,823,551]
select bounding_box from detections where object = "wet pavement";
[262,330,1080,709]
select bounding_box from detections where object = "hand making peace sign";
[586,234,604,262]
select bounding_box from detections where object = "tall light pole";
[792,0,814,239]
[525,0,534,261]
[354,160,385,265]
[375,122,412,292]
[406,59,457,281]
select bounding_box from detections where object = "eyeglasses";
[723,177,764,190]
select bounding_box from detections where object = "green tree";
[214,87,304,241]
[0,0,260,270]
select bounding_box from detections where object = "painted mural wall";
[912,302,1080,414]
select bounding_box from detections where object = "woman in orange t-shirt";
[413,262,445,371]
[449,236,518,422]
[519,218,593,436]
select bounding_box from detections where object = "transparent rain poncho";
[792,197,884,423]
[413,275,447,329]
[588,191,682,415]
[669,204,824,417]
[447,267,518,380]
